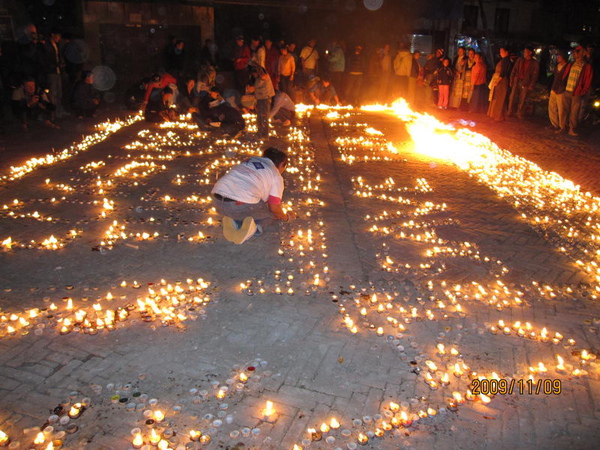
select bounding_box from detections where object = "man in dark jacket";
[42,28,65,118]
[548,51,568,131]
[144,87,176,123]
[508,47,540,119]
[11,76,58,130]
[345,45,365,105]
[72,71,100,118]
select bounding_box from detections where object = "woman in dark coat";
[487,47,511,122]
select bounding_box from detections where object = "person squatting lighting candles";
[211,147,297,244]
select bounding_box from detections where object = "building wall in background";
[82,1,214,89]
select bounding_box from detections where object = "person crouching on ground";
[11,77,59,131]
[72,71,101,118]
[211,147,297,244]
[269,90,296,126]
[144,87,177,123]
[309,77,341,106]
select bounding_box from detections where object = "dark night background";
[14,0,600,46]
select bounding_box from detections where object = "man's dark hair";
[162,87,173,95]
[262,147,287,167]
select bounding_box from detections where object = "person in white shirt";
[278,46,296,97]
[300,38,319,85]
[269,91,295,126]
[250,37,266,69]
[211,147,297,244]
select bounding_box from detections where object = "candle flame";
[132,433,143,446]
[264,400,274,416]
[34,432,45,444]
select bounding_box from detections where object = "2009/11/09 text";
[471,378,562,395]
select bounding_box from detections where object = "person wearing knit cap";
[560,45,594,136]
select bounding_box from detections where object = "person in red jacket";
[560,46,594,136]
[232,35,251,92]
[264,38,279,87]
[142,72,177,106]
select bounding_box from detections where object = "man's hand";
[285,210,297,221]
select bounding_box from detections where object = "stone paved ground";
[0,105,599,450]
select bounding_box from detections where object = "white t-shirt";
[212,157,284,204]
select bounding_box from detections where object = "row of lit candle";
[0,115,142,185]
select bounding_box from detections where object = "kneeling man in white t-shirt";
[211,147,297,244]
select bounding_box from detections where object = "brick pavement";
[0,107,598,449]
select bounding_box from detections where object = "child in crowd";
[434,57,453,109]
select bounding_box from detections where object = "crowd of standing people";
[228,35,597,137]
[1,23,597,139]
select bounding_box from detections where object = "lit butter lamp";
[132,433,144,449]
[68,403,85,419]
[263,400,277,423]
[189,430,202,442]
[307,428,322,442]
[0,430,9,447]
[357,432,369,445]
